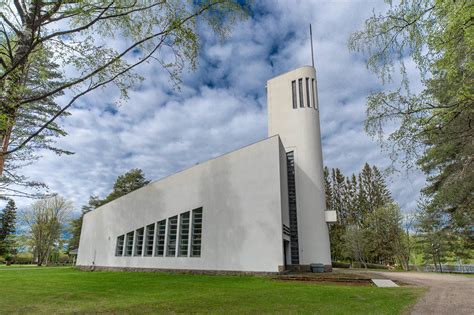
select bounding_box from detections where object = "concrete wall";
[267,66,332,265]
[77,136,287,272]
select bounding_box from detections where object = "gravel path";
[373,271,474,315]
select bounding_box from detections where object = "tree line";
[324,163,410,269]
[0,168,149,266]
[349,0,473,268]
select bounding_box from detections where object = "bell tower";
[267,66,332,267]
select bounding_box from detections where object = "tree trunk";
[0,4,38,176]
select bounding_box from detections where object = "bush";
[13,253,34,265]
[0,256,4,264]
[332,261,351,268]
[57,254,71,264]
[351,262,389,269]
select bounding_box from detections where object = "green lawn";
[0,267,423,314]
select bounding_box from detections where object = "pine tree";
[323,167,333,211]
[0,199,17,256]
[416,202,453,271]
[102,169,150,204]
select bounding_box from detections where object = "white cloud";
[14,1,426,215]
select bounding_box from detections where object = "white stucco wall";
[77,135,287,272]
[267,66,332,265]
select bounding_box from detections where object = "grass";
[0,267,424,314]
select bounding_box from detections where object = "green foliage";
[11,252,34,265]
[101,168,150,205]
[22,195,73,265]
[0,0,248,198]
[0,199,17,256]
[349,0,473,257]
[365,203,406,266]
[0,268,422,314]
[325,163,408,267]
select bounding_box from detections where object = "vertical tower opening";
[286,151,299,265]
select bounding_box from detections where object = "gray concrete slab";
[372,279,399,287]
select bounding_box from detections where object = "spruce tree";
[0,199,17,256]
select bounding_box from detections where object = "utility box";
[325,210,337,223]
[310,263,325,273]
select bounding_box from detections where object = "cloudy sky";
[18,0,425,214]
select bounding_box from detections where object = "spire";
[310,24,314,68]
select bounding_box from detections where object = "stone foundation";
[76,265,279,276]
[76,264,332,274]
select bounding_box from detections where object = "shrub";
[332,261,351,268]
[13,253,34,265]
[350,262,389,269]
[0,256,4,264]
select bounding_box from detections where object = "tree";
[0,0,248,197]
[0,199,16,255]
[359,163,393,216]
[365,203,406,267]
[68,169,149,251]
[343,224,369,268]
[349,1,473,254]
[325,163,398,264]
[0,51,71,198]
[22,195,72,265]
[101,168,150,205]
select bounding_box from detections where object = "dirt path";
[372,271,474,315]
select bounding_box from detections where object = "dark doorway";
[283,240,290,270]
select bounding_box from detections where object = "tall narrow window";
[155,220,166,256]
[115,235,125,256]
[306,78,311,107]
[312,78,317,109]
[298,78,304,108]
[286,151,299,265]
[191,208,203,257]
[166,216,178,256]
[125,231,134,256]
[178,212,190,257]
[291,80,297,109]
[134,227,144,256]
[144,224,155,256]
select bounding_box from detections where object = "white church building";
[77,66,336,273]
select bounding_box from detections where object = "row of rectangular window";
[291,77,317,109]
[115,208,203,258]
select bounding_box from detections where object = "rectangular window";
[291,80,297,109]
[191,208,203,257]
[144,223,155,256]
[306,78,311,107]
[125,231,134,256]
[178,212,190,257]
[166,216,178,257]
[298,78,304,108]
[155,220,166,256]
[115,235,125,256]
[312,78,317,109]
[134,227,144,256]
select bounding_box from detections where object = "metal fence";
[423,264,474,274]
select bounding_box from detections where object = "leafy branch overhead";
[349,0,472,256]
[0,0,248,197]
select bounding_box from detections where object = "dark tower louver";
[286,151,299,264]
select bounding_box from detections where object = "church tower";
[267,66,332,267]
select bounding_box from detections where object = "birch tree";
[22,195,72,265]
